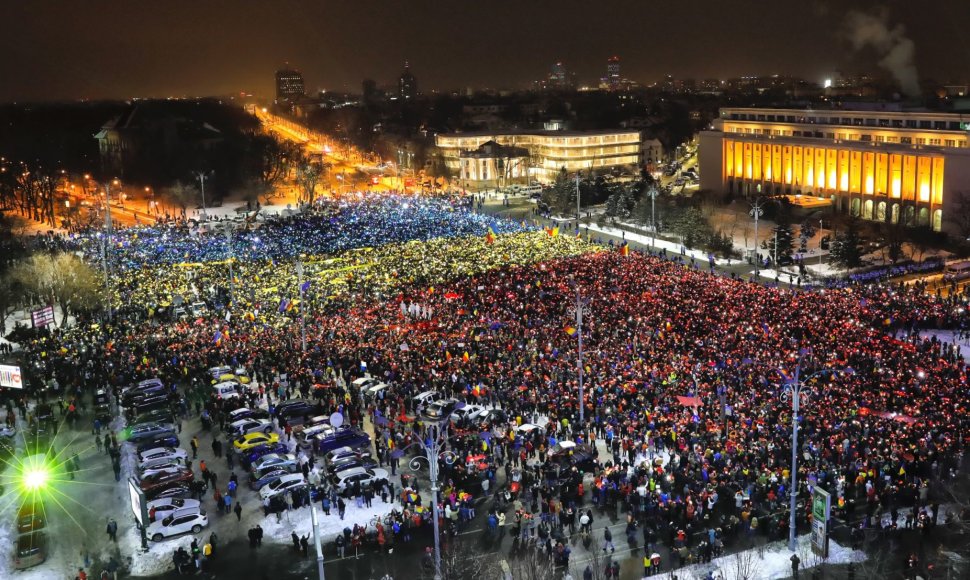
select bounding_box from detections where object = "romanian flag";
[565,325,577,336]
[545,226,559,238]
[244,312,256,322]
[300,280,311,293]
[485,227,496,245]
[778,368,796,385]
[575,230,581,239]
[222,328,230,342]
[213,331,223,346]
[761,323,771,337]
[445,351,452,361]
[462,352,470,362]
[620,243,630,257]
[279,298,293,313]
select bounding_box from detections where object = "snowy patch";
[668,535,866,580]
[260,499,396,545]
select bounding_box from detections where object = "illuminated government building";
[435,129,642,185]
[698,107,970,232]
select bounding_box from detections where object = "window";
[933,121,947,130]
[945,140,957,147]
[865,118,877,126]
[905,120,917,128]
[826,133,835,139]
[929,139,942,146]
[916,138,926,145]
[919,121,931,129]
[860,135,872,141]
[892,120,903,128]
[878,119,890,127]
[875,136,885,142]
[901,137,912,144]
[949,122,961,130]
[841,118,853,125]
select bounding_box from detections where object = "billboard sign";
[31,306,55,328]
[0,365,22,389]
[811,486,831,558]
[127,477,148,527]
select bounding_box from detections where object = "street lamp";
[647,187,659,248]
[776,351,852,553]
[567,287,591,423]
[194,170,213,219]
[750,198,765,277]
[295,260,307,353]
[397,416,457,580]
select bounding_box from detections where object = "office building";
[606,56,621,90]
[275,68,305,102]
[436,129,641,183]
[399,62,418,101]
[698,107,970,232]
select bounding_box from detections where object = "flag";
[213,331,223,346]
[446,351,452,361]
[278,298,291,313]
[244,311,256,322]
[778,368,796,385]
[462,351,470,361]
[761,323,770,337]
[620,243,629,257]
[575,229,581,239]
[285,300,295,312]
[300,280,311,293]
[565,325,577,336]
[546,226,559,237]
[485,226,496,245]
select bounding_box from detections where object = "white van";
[212,381,243,401]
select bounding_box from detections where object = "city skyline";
[2,0,969,102]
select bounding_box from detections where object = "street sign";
[0,365,22,389]
[31,306,55,328]
[811,486,831,558]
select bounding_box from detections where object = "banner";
[0,365,22,389]
[31,306,55,328]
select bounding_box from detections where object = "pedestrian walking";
[234,501,242,521]
[106,518,118,542]
[191,436,199,459]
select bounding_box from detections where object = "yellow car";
[233,432,280,451]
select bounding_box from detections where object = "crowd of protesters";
[13,196,970,578]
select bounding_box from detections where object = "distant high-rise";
[607,56,621,90]
[275,68,305,102]
[399,62,418,101]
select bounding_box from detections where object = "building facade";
[699,107,970,232]
[275,69,305,102]
[399,62,417,101]
[457,141,530,187]
[436,129,641,183]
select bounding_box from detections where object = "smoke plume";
[844,9,920,97]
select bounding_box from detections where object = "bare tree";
[164,180,200,213]
[434,536,503,580]
[251,135,294,203]
[946,190,970,239]
[295,159,321,205]
[729,548,761,580]
[506,544,559,580]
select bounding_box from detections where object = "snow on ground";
[261,498,396,544]
[584,223,744,266]
[666,535,866,580]
[124,523,196,577]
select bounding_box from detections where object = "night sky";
[2,0,968,102]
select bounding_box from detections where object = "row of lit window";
[723,140,945,204]
[724,126,968,148]
[723,111,967,131]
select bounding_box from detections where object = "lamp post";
[225,226,235,306]
[194,170,212,219]
[568,287,591,423]
[102,180,116,321]
[647,187,659,248]
[750,198,764,277]
[399,417,457,580]
[309,504,326,580]
[295,260,307,353]
[575,173,581,222]
[778,353,851,553]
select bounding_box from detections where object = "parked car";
[313,428,370,454]
[251,468,291,490]
[450,404,486,424]
[212,381,244,401]
[134,408,176,426]
[274,399,316,422]
[136,434,181,454]
[146,497,201,520]
[233,432,280,452]
[475,408,508,426]
[145,483,191,501]
[258,473,307,500]
[329,467,389,496]
[423,399,460,421]
[249,453,297,475]
[138,447,188,469]
[139,468,193,496]
[13,531,47,569]
[139,461,187,479]
[240,443,290,468]
[323,446,372,466]
[326,454,378,476]
[16,503,45,534]
[125,422,176,444]
[227,407,269,423]
[227,418,274,437]
[146,507,208,542]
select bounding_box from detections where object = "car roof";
[338,467,368,477]
[213,381,239,389]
